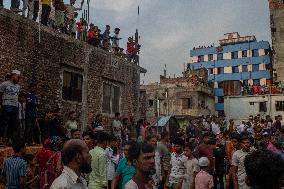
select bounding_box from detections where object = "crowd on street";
[0,69,284,189]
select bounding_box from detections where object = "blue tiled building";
[188,32,272,115]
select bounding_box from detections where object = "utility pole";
[87,0,90,24]
[135,29,140,65]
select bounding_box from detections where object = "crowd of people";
[0,0,140,63]
[240,82,283,96]
[1,70,284,189]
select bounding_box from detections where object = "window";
[148,99,154,107]
[112,86,120,113]
[252,64,259,71]
[265,64,271,71]
[62,71,83,102]
[198,55,204,62]
[217,53,223,60]
[208,54,213,61]
[276,101,284,111]
[208,68,213,75]
[102,83,121,114]
[231,51,238,59]
[232,66,239,73]
[252,49,259,57]
[242,50,247,57]
[218,81,224,88]
[253,79,260,85]
[102,84,111,113]
[217,67,224,74]
[182,98,192,109]
[259,102,267,112]
[218,96,224,103]
[242,65,248,72]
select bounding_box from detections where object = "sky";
[6,0,271,84]
[83,0,271,84]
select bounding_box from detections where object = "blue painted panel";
[190,41,270,57]
[190,55,270,69]
[208,71,271,82]
[215,103,224,111]
[214,88,224,96]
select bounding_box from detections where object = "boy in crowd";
[167,138,187,189]
[157,131,171,188]
[112,112,122,140]
[231,135,253,189]
[83,131,95,150]
[0,140,27,188]
[106,135,119,189]
[213,138,225,189]
[111,141,135,189]
[25,83,40,144]
[125,142,156,189]
[70,129,81,139]
[102,25,111,50]
[183,144,199,189]
[195,157,214,189]
[112,28,122,53]
[145,135,162,188]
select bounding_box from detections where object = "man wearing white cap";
[0,70,21,143]
[195,157,214,189]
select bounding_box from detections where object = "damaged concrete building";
[140,69,215,120]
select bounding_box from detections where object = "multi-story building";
[140,69,215,120]
[269,0,284,84]
[189,32,272,115]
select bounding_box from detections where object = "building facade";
[269,0,284,84]
[189,32,272,115]
[224,94,284,125]
[140,69,215,120]
[0,9,146,130]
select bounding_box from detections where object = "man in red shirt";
[197,132,214,174]
[76,18,83,40]
[126,37,139,63]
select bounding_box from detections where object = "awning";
[154,116,172,127]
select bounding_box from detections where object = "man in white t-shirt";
[0,70,21,142]
[237,121,246,134]
[231,135,253,189]
[112,112,122,139]
[211,118,220,136]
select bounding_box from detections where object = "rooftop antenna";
[164,64,167,77]
[135,0,142,65]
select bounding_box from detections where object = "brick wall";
[0,9,145,131]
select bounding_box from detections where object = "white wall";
[224,94,284,125]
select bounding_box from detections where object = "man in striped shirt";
[0,140,27,189]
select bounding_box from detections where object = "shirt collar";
[63,166,79,184]
[174,152,184,158]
